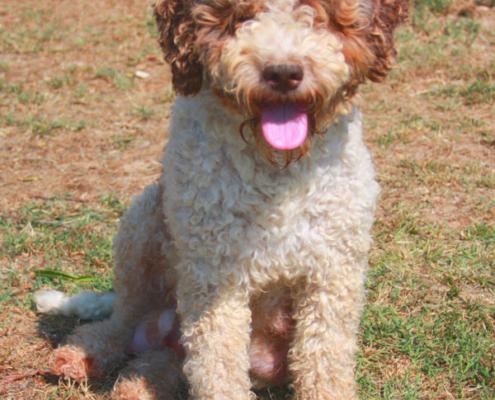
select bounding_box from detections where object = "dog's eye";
[193,0,259,34]
[227,3,259,33]
[233,14,255,30]
[236,14,253,24]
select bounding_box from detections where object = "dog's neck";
[170,89,354,176]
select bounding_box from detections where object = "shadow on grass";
[36,314,81,349]
[35,314,293,399]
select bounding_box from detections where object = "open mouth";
[261,102,308,151]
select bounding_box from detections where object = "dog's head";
[154,0,408,164]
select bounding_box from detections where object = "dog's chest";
[163,110,341,231]
[161,95,378,277]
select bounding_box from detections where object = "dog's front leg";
[177,270,254,400]
[289,267,366,400]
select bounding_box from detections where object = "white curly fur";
[163,92,379,400]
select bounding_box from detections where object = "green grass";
[95,66,118,80]
[1,197,119,303]
[2,199,478,400]
[111,133,136,149]
[113,74,135,91]
[358,213,495,399]
[415,0,454,15]
[135,105,156,121]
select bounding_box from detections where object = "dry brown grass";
[0,0,494,399]
[0,0,171,209]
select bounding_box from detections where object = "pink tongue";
[261,103,308,150]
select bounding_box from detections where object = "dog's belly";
[128,288,293,387]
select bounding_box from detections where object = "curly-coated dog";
[35,0,408,399]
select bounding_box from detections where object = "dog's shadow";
[36,315,293,399]
[36,313,81,349]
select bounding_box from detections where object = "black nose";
[263,64,304,93]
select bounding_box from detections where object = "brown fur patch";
[154,0,264,96]
[154,0,203,96]
[193,0,263,34]
[299,0,409,98]
[193,0,265,74]
[366,0,410,82]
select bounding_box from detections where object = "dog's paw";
[112,377,155,400]
[51,345,100,381]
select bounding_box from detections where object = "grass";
[0,0,494,399]
[358,216,494,399]
[1,197,118,289]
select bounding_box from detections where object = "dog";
[35,0,408,399]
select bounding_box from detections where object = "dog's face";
[154,0,408,164]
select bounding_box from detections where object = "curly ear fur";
[339,0,409,85]
[366,0,409,82]
[299,0,408,100]
[154,0,203,96]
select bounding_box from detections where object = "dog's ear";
[306,0,408,97]
[154,0,203,96]
[365,0,409,82]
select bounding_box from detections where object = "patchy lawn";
[0,0,494,399]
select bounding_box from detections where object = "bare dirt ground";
[0,0,494,399]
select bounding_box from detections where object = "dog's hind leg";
[51,182,177,380]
